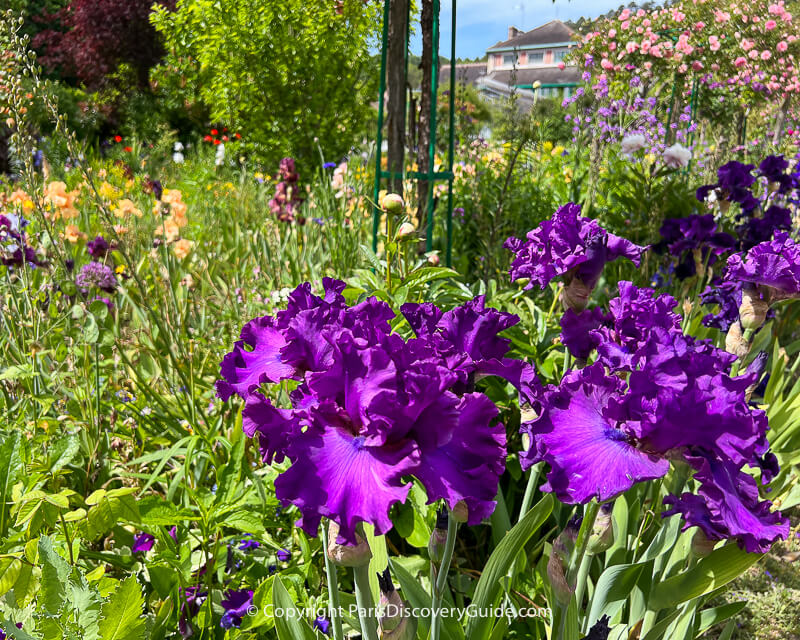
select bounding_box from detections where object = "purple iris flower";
[313,616,332,635]
[0,215,39,267]
[725,232,800,302]
[87,235,110,258]
[220,589,253,629]
[656,215,735,269]
[700,278,743,332]
[522,282,789,552]
[218,281,530,544]
[131,532,155,553]
[276,547,290,562]
[559,307,609,361]
[0,623,23,640]
[697,161,759,211]
[504,203,645,299]
[758,155,792,192]
[76,261,117,293]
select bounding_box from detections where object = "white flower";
[214,143,226,167]
[621,134,646,155]
[173,141,185,152]
[172,152,185,164]
[662,143,691,169]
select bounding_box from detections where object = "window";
[503,53,517,66]
[553,49,568,63]
[528,51,544,65]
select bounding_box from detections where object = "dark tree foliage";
[32,0,175,89]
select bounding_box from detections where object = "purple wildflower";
[76,261,117,293]
[179,586,206,638]
[276,548,290,562]
[0,215,39,267]
[238,534,260,552]
[87,235,110,258]
[131,532,155,553]
[220,589,253,629]
[313,616,332,635]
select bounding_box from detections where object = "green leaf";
[0,556,23,599]
[695,601,746,636]
[465,494,553,640]
[138,496,194,526]
[0,431,23,537]
[98,576,146,640]
[38,536,71,615]
[648,544,761,611]
[272,577,316,640]
[45,434,81,476]
[85,488,140,539]
[587,562,645,628]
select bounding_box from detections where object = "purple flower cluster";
[269,157,305,224]
[217,280,536,544]
[75,261,117,293]
[0,214,39,267]
[504,203,645,306]
[655,214,735,280]
[87,235,111,259]
[526,282,788,553]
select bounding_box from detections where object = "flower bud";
[427,253,440,266]
[377,567,417,639]
[586,503,614,555]
[326,521,372,567]
[450,501,469,524]
[690,528,717,558]
[561,277,592,312]
[738,287,768,330]
[547,534,574,606]
[427,509,448,564]
[725,322,750,359]
[396,222,415,238]
[381,193,405,215]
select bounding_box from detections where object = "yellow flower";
[115,264,126,275]
[542,141,554,153]
[173,238,194,259]
[98,181,121,202]
[552,145,565,156]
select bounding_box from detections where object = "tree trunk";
[386,0,409,196]
[417,0,434,229]
[773,96,791,146]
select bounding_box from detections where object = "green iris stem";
[321,522,344,640]
[431,512,459,640]
[730,327,755,377]
[559,501,601,640]
[353,563,380,640]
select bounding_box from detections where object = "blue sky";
[408,0,629,59]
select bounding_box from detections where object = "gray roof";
[487,20,575,51]
[487,66,581,86]
[438,63,488,87]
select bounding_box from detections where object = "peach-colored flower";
[115,198,143,218]
[173,238,194,259]
[63,224,84,243]
[154,218,181,242]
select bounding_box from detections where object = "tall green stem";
[353,563,379,640]
[321,522,344,640]
[518,462,543,524]
[431,513,459,640]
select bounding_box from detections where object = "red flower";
[222,135,229,141]
[223,127,228,132]
[123,146,132,152]
[234,133,242,139]
[213,139,221,145]
[203,135,213,142]
[210,129,219,135]
[114,135,122,143]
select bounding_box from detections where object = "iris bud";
[381,193,405,215]
[725,322,750,359]
[450,501,469,524]
[586,503,614,555]
[547,532,574,606]
[326,521,372,567]
[738,287,768,330]
[428,509,448,564]
[377,567,417,638]
[561,277,592,312]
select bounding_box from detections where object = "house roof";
[487,66,581,86]
[487,20,575,52]
[438,63,488,86]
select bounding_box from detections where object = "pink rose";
[778,41,788,52]
[761,50,772,60]
[766,19,777,29]
[558,61,566,70]
[692,60,704,71]
[734,56,747,67]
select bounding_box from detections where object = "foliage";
[150,0,381,166]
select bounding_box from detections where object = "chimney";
[508,26,520,40]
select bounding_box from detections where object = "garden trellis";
[372,0,457,266]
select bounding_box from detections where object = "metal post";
[372,0,392,253]
[446,0,456,267]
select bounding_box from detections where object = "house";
[440,20,581,106]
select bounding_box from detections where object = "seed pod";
[326,521,372,567]
[738,287,769,330]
